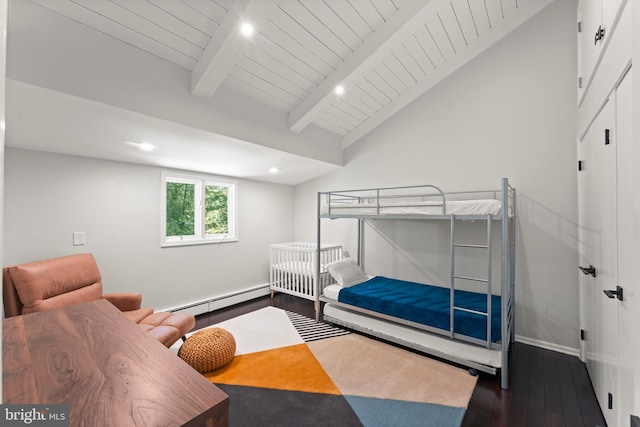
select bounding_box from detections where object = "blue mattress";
[337,276,501,343]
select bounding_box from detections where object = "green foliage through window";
[205,185,228,234]
[166,182,195,237]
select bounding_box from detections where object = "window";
[161,172,237,247]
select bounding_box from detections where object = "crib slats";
[270,243,343,302]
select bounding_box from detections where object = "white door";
[577,0,603,98]
[615,70,637,426]
[579,98,618,427]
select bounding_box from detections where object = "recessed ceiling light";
[334,85,345,95]
[269,167,281,174]
[139,142,156,152]
[240,22,254,37]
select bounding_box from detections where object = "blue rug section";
[345,395,466,427]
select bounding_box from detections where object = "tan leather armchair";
[3,253,195,348]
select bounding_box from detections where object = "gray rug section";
[285,310,351,342]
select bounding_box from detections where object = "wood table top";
[3,299,228,426]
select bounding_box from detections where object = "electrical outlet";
[72,231,86,246]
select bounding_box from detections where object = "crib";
[270,242,343,303]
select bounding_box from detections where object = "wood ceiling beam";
[287,0,450,133]
[191,0,276,98]
[342,0,557,147]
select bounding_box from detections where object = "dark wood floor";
[195,294,607,427]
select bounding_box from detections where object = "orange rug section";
[205,343,341,395]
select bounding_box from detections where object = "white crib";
[270,242,343,304]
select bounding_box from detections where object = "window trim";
[161,171,238,247]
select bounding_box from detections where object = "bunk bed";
[315,178,516,389]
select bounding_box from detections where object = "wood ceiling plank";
[412,24,444,69]
[235,55,310,100]
[243,43,317,92]
[110,0,210,49]
[321,105,361,128]
[324,0,372,43]
[467,0,491,36]
[229,65,302,106]
[348,83,385,111]
[401,34,435,76]
[501,0,519,20]
[438,3,467,52]
[484,0,504,28]
[29,0,197,68]
[381,52,415,89]
[147,0,219,36]
[364,67,400,99]
[181,0,228,25]
[72,0,203,59]
[425,13,456,59]
[369,0,401,21]
[340,91,378,117]
[250,32,325,85]
[392,43,426,82]
[312,115,351,135]
[351,0,385,32]
[332,98,369,122]
[273,2,345,65]
[224,75,296,111]
[262,12,335,77]
[299,0,363,53]
[451,0,479,45]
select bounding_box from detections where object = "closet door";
[577,0,603,98]
[615,70,637,426]
[579,98,618,427]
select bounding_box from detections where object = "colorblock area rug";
[181,307,477,427]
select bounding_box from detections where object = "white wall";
[294,0,580,351]
[4,148,294,311]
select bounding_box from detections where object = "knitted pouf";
[178,327,236,373]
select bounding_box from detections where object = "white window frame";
[161,171,238,247]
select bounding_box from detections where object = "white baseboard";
[515,334,580,358]
[164,284,270,316]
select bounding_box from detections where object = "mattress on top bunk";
[321,199,502,216]
[332,276,501,343]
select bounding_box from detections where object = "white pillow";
[326,258,368,287]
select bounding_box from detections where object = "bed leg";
[270,290,275,299]
[314,300,318,313]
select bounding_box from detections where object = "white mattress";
[323,284,343,300]
[321,199,502,216]
[323,303,501,369]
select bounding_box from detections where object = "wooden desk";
[3,299,229,427]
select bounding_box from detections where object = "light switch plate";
[73,231,86,246]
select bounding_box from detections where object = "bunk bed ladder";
[450,214,493,348]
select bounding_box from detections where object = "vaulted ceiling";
[7,0,555,184]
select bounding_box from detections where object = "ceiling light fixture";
[334,85,345,95]
[139,142,156,152]
[269,167,281,174]
[240,22,254,37]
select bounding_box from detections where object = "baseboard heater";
[166,284,270,316]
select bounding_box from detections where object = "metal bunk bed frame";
[314,178,516,389]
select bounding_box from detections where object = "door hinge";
[578,160,583,171]
[605,129,610,145]
[578,77,583,88]
[608,393,613,410]
[578,21,582,33]
[580,329,586,340]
